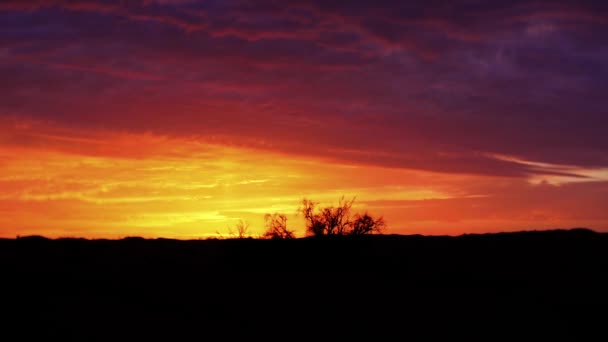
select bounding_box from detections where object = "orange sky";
[2,1,608,238]
[1,118,607,238]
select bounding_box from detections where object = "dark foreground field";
[2,229,607,340]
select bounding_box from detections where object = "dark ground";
[1,229,607,340]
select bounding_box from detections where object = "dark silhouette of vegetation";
[351,212,386,236]
[230,219,250,239]
[216,196,382,239]
[262,213,295,239]
[300,196,386,237]
[216,220,252,239]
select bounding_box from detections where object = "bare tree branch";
[299,197,386,237]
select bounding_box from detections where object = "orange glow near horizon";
[1,119,607,239]
[0,119,440,238]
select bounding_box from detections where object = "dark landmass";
[2,229,607,340]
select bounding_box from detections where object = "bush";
[262,213,295,239]
[300,197,385,237]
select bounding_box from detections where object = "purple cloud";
[1,0,607,177]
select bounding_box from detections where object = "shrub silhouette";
[216,219,251,239]
[262,213,295,239]
[300,196,385,237]
[231,219,250,239]
[351,213,385,236]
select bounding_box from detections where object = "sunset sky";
[1,0,608,238]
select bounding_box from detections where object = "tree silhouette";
[232,219,250,239]
[262,213,295,239]
[300,197,385,237]
[218,219,251,239]
[351,213,385,235]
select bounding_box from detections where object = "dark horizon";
[3,227,607,339]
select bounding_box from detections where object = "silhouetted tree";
[220,219,251,239]
[262,213,295,239]
[301,199,327,236]
[232,219,250,239]
[300,197,385,237]
[351,213,386,236]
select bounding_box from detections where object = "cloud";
[0,0,206,31]
[1,0,607,178]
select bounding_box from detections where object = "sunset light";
[1,0,607,238]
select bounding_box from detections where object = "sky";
[1,0,608,238]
